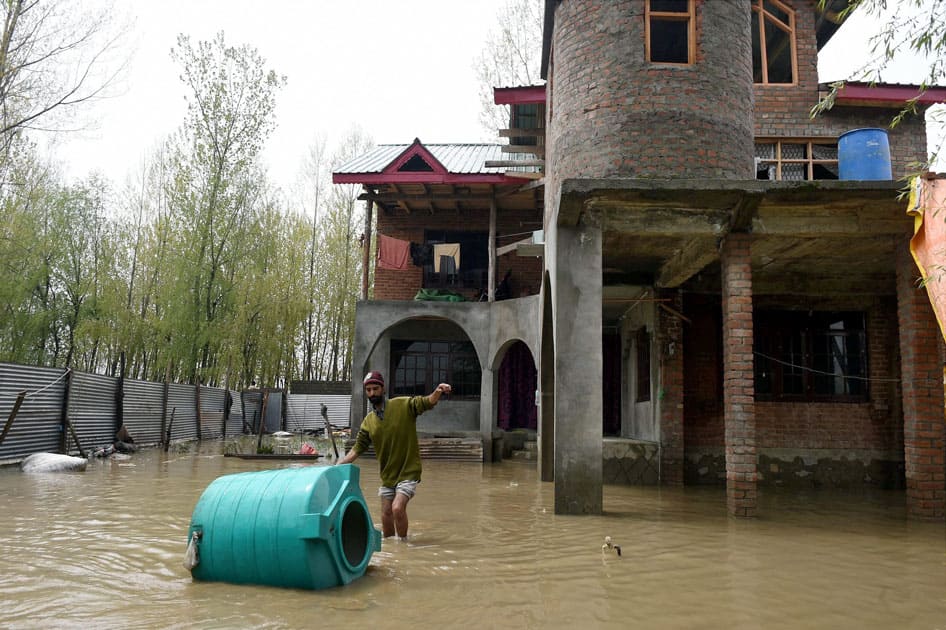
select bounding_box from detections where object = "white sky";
[51,0,944,191]
[53,0,510,192]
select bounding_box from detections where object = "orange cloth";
[907,175,946,341]
[377,234,411,270]
[433,243,460,272]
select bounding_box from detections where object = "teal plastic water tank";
[838,128,892,180]
[186,464,381,589]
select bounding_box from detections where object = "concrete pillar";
[539,276,555,482]
[479,367,496,463]
[720,233,757,517]
[657,288,685,485]
[895,242,946,521]
[551,223,603,514]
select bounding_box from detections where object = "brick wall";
[373,206,543,301]
[721,233,757,516]
[546,0,755,223]
[896,242,946,520]
[753,0,928,176]
[657,288,684,485]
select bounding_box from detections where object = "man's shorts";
[378,480,419,500]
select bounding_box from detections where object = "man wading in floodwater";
[336,371,451,540]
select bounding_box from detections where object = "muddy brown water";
[0,443,944,629]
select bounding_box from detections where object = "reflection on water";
[0,443,944,629]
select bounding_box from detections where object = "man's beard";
[368,394,383,406]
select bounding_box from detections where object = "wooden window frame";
[754,311,868,403]
[755,138,839,181]
[645,0,695,66]
[752,0,797,85]
[390,339,481,399]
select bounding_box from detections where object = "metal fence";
[0,363,352,464]
[0,362,248,463]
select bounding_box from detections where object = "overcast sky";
[50,0,943,192]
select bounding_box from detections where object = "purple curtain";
[497,341,538,430]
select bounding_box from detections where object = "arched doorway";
[497,340,537,431]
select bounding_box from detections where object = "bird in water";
[602,536,622,557]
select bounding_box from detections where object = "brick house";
[333,0,946,521]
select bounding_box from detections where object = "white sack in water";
[20,452,88,473]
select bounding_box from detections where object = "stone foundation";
[685,449,905,489]
[603,438,659,485]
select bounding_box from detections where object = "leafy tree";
[167,32,285,384]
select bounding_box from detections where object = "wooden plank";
[224,453,323,460]
[504,170,544,180]
[498,127,547,137]
[501,145,544,155]
[485,159,545,168]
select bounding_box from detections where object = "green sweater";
[353,395,433,487]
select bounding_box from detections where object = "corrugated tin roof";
[334,143,539,175]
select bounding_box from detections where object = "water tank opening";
[340,501,370,568]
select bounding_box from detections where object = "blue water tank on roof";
[838,128,893,180]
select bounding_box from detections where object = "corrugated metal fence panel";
[240,391,263,433]
[225,389,245,436]
[166,383,197,441]
[123,379,166,446]
[286,394,351,432]
[68,371,118,453]
[200,387,226,440]
[0,363,67,460]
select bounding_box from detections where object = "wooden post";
[159,360,170,447]
[195,379,202,441]
[257,390,270,453]
[488,196,497,302]
[58,369,74,453]
[115,351,126,436]
[361,197,374,300]
[0,391,26,449]
[164,407,176,452]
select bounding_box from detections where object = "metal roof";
[334,143,539,175]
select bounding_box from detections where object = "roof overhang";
[494,85,547,105]
[826,82,946,108]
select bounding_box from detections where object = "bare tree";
[473,0,544,138]
[0,0,128,158]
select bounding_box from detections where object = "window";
[423,230,488,291]
[754,311,868,402]
[755,139,838,181]
[646,0,694,65]
[636,328,651,402]
[752,0,796,84]
[390,340,481,398]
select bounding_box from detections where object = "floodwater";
[0,443,944,630]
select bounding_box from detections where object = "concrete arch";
[492,338,538,434]
[539,271,554,481]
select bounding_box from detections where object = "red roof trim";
[834,82,946,106]
[381,138,448,174]
[493,85,547,105]
[332,172,530,185]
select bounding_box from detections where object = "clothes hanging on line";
[410,242,433,267]
[433,243,460,272]
[377,234,411,270]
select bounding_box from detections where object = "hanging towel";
[377,234,411,270]
[410,242,433,267]
[433,243,460,272]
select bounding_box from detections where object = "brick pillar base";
[721,234,757,517]
[896,243,946,521]
[658,288,684,485]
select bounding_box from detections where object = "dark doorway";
[497,341,537,430]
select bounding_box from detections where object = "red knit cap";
[363,371,384,387]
